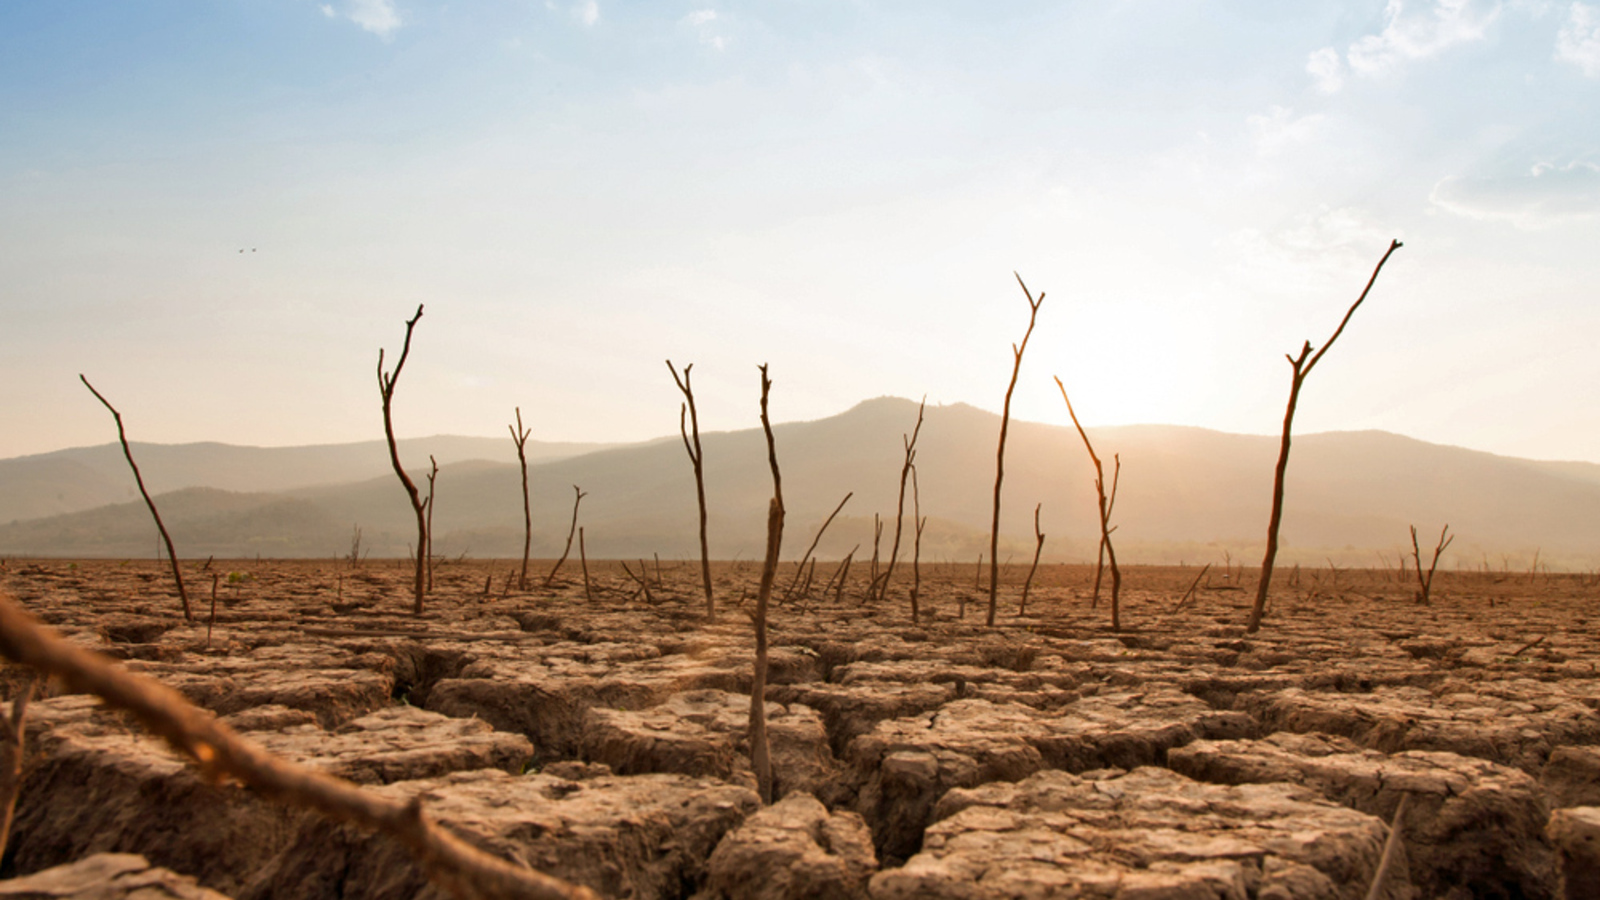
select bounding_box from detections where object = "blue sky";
[2,1,1598,461]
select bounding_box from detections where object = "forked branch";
[749,364,785,805]
[510,407,533,591]
[378,304,429,614]
[80,375,192,621]
[989,274,1045,627]
[1056,377,1122,631]
[0,594,598,900]
[1410,523,1453,605]
[667,361,715,620]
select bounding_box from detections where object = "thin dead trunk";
[667,361,715,620]
[783,492,852,603]
[910,466,926,624]
[1056,378,1122,631]
[377,305,429,615]
[0,677,33,859]
[989,274,1044,626]
[424,456,437,594]
[1411,524,1453,605]
[579,527,593,604]
[874,398,925,604]
[545,486,587,587]
[1248,240,1401,633]
[510,408,533,591]
[1018,503,1045,617]
[80,376,192,622]
[749,364,784,805]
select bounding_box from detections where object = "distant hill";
[3,397,1599,568]
[0,435,612,523]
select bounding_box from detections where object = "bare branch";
[667,360,714,619]
[989,275,1045,627]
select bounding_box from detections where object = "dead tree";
[578,527,593,604]
[0,593,598,900]
[872,398,926,604]
[989,274,1044,627]
[1247,240,1402,634]
[1410,524,1454,605]
[749,364,785,805]
[544,486,587,587]
[1018,503,1045,617]
[1057,378,1122,631]
[510,408,533,590]
[910,466,928,624]
[377,304,429,615]
[80,376,192,621]
[425,455,438,594]
[783,492,852,603]
[667,361,715,620]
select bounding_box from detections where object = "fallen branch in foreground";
[0,593,599,900]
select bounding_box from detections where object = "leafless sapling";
[749,364,784,805]
[80,375,192,622]
[872,398,926,604]
[911,466,928,624]
[989,274,1044,626]
[545,486,587,587]
[1247,240,1402,634]
[1018,503,1045,617]
[1410,524,1453,605]
[377,304,429,615]
[0,593,599,900]
[1056,377,1122,631]
[425,455,438,594]
[510,407,533,590]
[667,361,715,620]
[579,526,593,604]
[0,676,33,859]
[783,492,852,604]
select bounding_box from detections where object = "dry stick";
[872,398,925,605]
[1248,240,1402,634]
[509,407,534,591]
[667,361,715,620]
[0,676,34,860]
[910,465,927,624]
[544,486,587,587]
[749,364,785,806]
[578,527,593,604]
[79,376,192,622]
[425,455,438,594]
[208,573,220,648]
[782,492,853,604]
[823,547,858,605]
[1018,503,1045,617]
[377,304,429,615]
[1513,634,1547,656]
[869,515,882,587]
[1057,378,1123,632]
[1410,523,1454,605]
[1364,792,1410,900]
[989,273,1044,627]
[0,596,596,900]
[1172,564,1212,613]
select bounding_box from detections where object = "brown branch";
[1248,240,1401,634]
[425,455,438,594]
[782,492,852,604]
[1018,503,1045,617]
[378,304,429,614]
[0,595,598,900]
[989,274,1044,627]
[510,407,533,591]
[1364,792,1410,900]
[749,364,784,805]
[1057,377,1122,632]
[0,676,34,860]
[79,376,192,621]
[874,397,926,605]
[578,527,593,604]
[1172,564,1212,613]
[667,361,715,620]
[544,486,588,587]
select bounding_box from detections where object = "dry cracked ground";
[2,558,1599,899]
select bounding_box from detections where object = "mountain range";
[2,397,1597,569]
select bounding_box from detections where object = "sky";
[2,0,1598,463]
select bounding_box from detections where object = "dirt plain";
[1,556,1597,899]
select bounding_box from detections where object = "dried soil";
[2,558,1598,899]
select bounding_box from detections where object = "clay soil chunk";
[239,769,761,900]
[1541,745,1600,808]
[871,766,1403,900]
[700,792,878,900]
[582,689,837,800]
[1239,684,1600,773]
[849,687,1257,863]
[1169,731,1556,899]
[0,853,234,900]
[1547,807,1600,900]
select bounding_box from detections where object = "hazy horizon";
[5,3,1598,462]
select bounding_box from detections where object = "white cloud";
[1431,160,1600,225]
[681,8,727,50]
[1247,106,1326,157]
[1557,3,1600,75]
[321,0,401,38]
[572,0,600,27]
[1306,47,1345,93]
[1222,208,1398,295]
[1345,0,1500,76]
